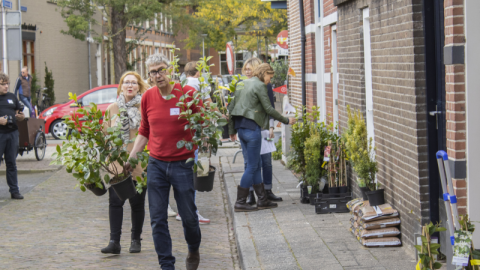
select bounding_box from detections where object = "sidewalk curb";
[219,156,261,270]
[0,166,62,176]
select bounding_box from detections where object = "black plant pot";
[111,175,137,201]
[338,186,348,194]
[359,187,370,201]
[309,193,320,205]
[300,185,310,204]
[322,184,329,194]
[84,181,107,196]
[366,189,385,207]
[194,166,216,192]
[329,186,340,196]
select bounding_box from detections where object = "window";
[82,88,117,105]
[23,41,35,74]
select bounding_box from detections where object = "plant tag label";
[330,204,336,209]
[170,108,180,116]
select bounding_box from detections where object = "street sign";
[2,0,12,9]
[277,30,288,49]
[273,85,287,94]
[226,43,234,75]
[21,6,27,12]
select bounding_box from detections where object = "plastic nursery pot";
[329,186,340,196]
[359,187,370,201]
[194,166,216,192]
[84,181,107,196]
[366,189,385,207]
[111,175,137,201]
[309,193,321,205]
[300,184,310,204]
[338,186,348,194]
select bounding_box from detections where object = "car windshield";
[82,88,117,105]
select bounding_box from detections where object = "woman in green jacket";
[228,64,296,212]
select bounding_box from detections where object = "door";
[422,0,447,261]
[331,25,339,129]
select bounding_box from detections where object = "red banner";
[273,85,287,94]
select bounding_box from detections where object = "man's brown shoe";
[186,249,200,270]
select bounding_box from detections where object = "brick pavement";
[0,155,239,269]
[218,148,418,270]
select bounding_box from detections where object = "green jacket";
[228,77,289,135]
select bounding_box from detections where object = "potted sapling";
[51,92,149,199]
[169,50,225,192]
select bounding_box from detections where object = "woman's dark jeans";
[108,186,147,241]
[241,136,273,190]
[238,126,263,189]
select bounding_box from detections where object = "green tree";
[176,0,287,52]
[44,63,55,105]
[56,0,171,83]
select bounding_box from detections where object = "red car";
[39,84,119,139]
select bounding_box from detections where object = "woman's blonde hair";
[117,71,149,96]
[253,63,274,83]
[242,57,262,75]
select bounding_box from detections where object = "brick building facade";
[287,0,480,258]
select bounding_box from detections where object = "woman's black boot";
[129,239,141,253]
[235,186,258,212]
[101,240,121,254]
[246,190,256,205]
[253,183,278,209]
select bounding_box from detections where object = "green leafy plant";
[50,92,149,193]
[272,140,282,160]
[44,63,55,104]
[270,60,288,87]
[415,222,446,270]
[288,106,316,179]
[342,106,377,190]
[459,215,480,270]
[166,48,226,173]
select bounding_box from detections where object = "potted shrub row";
[343,106,383,206]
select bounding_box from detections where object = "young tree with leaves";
[56,0,171,83]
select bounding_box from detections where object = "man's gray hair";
[145,53,170,69]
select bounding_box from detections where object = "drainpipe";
[299,0,306,113]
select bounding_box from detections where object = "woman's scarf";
[116,93,142,141]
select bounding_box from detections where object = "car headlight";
[43,107,57,116]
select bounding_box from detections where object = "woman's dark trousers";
[108,187,147,241]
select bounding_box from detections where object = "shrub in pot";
[343,106,379,202]
[50,92,149,199]
[171,54,225,192]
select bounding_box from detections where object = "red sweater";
[139,83,203,161]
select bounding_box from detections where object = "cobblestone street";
[0,154,238,269]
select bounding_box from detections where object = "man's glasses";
[123,81,138,86]
[149,68,168,76]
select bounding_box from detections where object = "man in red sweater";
[126,53,203,270]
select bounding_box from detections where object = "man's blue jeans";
[237,126,263,189]
[147,156,201,269]
[0,130,20,194]
[241,134,273,190]
[18,94,34,118]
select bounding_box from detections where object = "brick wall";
[336,0,429,250]
[287,0,303,109]
[444,0,467,215]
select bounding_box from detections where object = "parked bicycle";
[36,87,52,114]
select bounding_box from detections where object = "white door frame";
[332,24,339,130]
[465,0,480,244]
[363,8,375,146]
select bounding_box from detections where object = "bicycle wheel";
[34,132,47,161]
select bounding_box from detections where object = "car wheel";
[51,120,68,140]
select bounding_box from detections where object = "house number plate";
[330,204,337,209]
